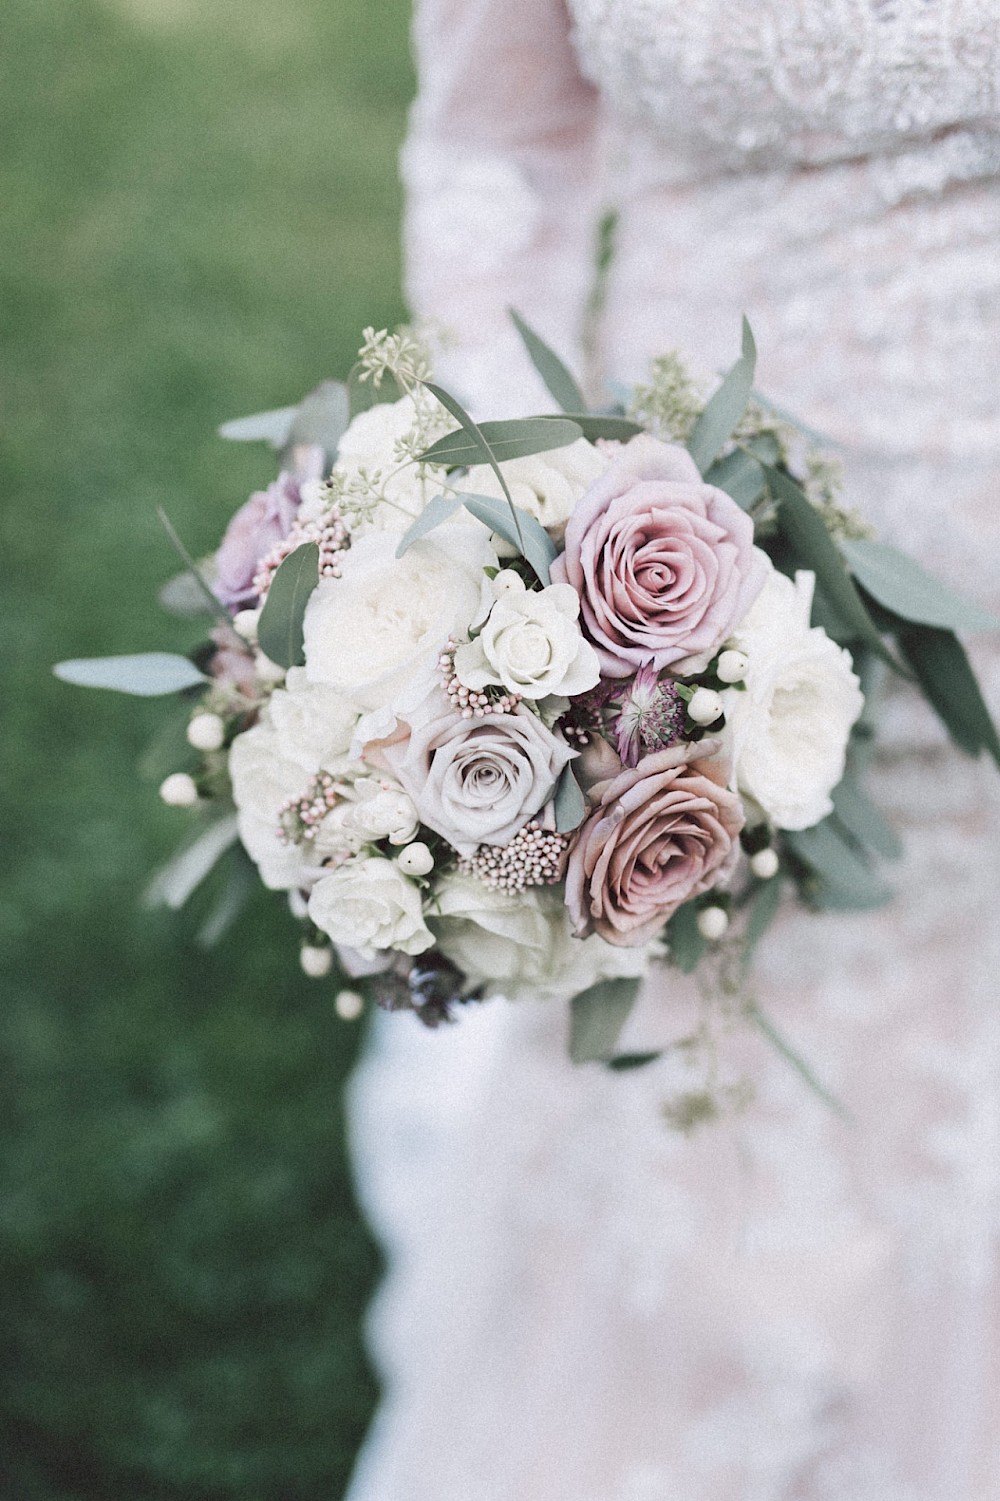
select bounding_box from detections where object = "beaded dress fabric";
[346,3,1000,1498]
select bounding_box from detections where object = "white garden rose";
[333,395,448,532]
[302,523,497,711]
[228,722,322,890]
[723,566,864,831]
[464,438,610,537]
[453,580,601,700]
[430,875,649,1004]
[342,776,420,845]
[267,667,359,775]
[308,856,434,958]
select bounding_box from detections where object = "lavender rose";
[213,446,324,610]
[565,741,744,947]
[383,700,574,857]
[553,435,767,676]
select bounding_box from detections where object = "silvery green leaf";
[830,775,903,860]
[156,507,227,620]
[784,817,893,910]
[569,977,641,1064]
[897,623,1000,767]
[687,316,757,475]
[747,1003,851,1119]
[763,465,906,675]
[420,381,527,553]
[196,849,255,946]
[744,874,784,961]
[256,542,320,670]
[417,415,584,468]
[606,1050,662,1072]
[53,653,208,696]
[704,448,765,510]
[552,761,586,833]
[394,494,462,557]
[159,567,218,618]
[665,901,706,973]
[509,307,586,414]
[287,380,351,460]
[144,814,240,911]
[458,492,557,585]
[842,538,1000,633]
[537,412,644,442]
[218,405,298,445]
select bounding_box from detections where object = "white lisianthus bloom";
[342,776,420,845]
[333,395,448,532]
[723,566,864,831]
[302,523,497,711]
[430,875,649,1004]
[453,581,601,700]
[308,856,434,958]
[465,438,610,538]
[267,667,359,775]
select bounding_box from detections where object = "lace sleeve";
[402,0,602,416]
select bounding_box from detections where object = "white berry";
[300,944,333,979]
[232,608,260,642]
[716,649,749,684]
[696,904,729,941]
[186,712,225,752]
[492,569,526,597]
[159,772,199,808]
[334,988,365,1021]
[750,847,780,880]
[687,687,725,726]
[254,648,286,684]
[397,841,434,877]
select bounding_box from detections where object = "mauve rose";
[565,740,744,947]
[383,699,574,857]
[552,435,768,677]
[213,446,324,611]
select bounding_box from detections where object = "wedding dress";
[346,3,1000,1497]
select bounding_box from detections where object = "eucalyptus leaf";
[606,1051,662,1072]
[783,817,893,910]
[218,405,298,446]
[830,774,903,860]
[897,623,1000,767]
[509,307,586,414]
[569,977,641,1064]
[687,316,756,475]
[665,901,706,974]
[458,492,557,585]
[286,380,351,462]
[704,448,765,510]
[159,567,219,618]
[553,762,586,833]
[763,465,906,675]
[143,814,240,911]
[394,494,462,557]
[420,382,527,553]
[842,538,1000,633]
[53,653,208,696]
[417,416,584,468]
[537,412,644,442]
[747,1003,851,1120]
[744,874,784,962]
[156,507,227,620]
[197,849,256,946]
[256,542,320,670]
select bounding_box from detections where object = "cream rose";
[267,667,359,775]
[302,523,496,711]
[723,567,864,831]
[453,580,600,700]
[430,875,649,1004]
[308,856,434,957]
[228,723,325,890]
[464,438,610,537]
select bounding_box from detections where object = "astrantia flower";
[613,664,686,768]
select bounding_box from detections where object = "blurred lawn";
[0,0,413,1494]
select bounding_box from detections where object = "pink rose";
[213,446,324,611]
[553,436,767,676]
[565,741,744,947]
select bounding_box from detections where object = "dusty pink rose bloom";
[552,435,767,677]
[213,446,324,611]
[565,740,744,947]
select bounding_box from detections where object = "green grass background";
[0,0,414,1493]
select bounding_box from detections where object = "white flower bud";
[491,568,527,597]
[716,648,749,684]
[687,687,725,726]
[300,944,333,979]
[159,772,199,808]
[334,988,365,1021]
[186,712,226,752]
[287,890,310,921]
[396,841,434,877]
[233,608,260,641]
[750,846,780,880]
[696,904,729,941]
[254,649,286,684]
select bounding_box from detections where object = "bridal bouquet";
[56,318,999,1073]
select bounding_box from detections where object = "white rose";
[465,438,610,538]
[308,856,434,958]
[723,567,864,831]
[302,523,497,711]
[453,581,601,700]
[228,722,323,890]
[430,875,649,1004]
[343,776,420,845]
[267,666,359,774]
[333,396,446,532]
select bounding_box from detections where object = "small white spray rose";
[268,668,359,776]
[308,856,434,958]
[343,777,420,846]
[453,582,600,701]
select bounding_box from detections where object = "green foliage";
[687,316,756,475]
[1,0,414,1492]
[508,308,586,414]
[256,543,320,670]
[568,978,641,1063]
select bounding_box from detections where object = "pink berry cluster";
[278,771,340,845]
[254,510,349,602]
[458,821,568,894]
[438,638,521,719]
